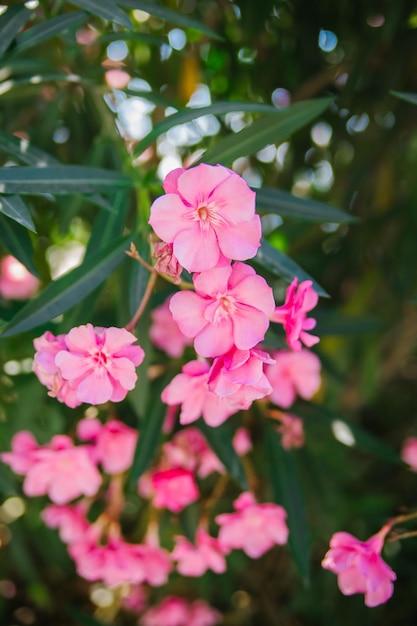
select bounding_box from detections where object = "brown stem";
[125,271,158,332]
[388,530,417,543]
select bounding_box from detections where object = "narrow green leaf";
[0,74,90,97]
[265,423,310,584]
[256,187,357,224]
[0,5,33,58]
[133,102,286,156]
[95,31,167,46]
[86,192,128,257]
[197,420,248,490]
[255,238,329,297]
[69,0,133,29]
[0,130,59,166]
[0,234,132,337]
[390,90,417,105]
[14,11,88,54]
[0,166,132,194]
[0,195,36,232]
[0,214,38,277]
[129,377,169,486]
[118,0,222,40]
[199,97,333,166]
[314,312,383,336]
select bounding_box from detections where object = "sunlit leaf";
[0,166,132,194]
[197,420,248,490]
[256,187,357,223]
[0,5,33,58]
[199,97,333,165]
[255,238,329,297]
[265,423,310,584]
[118,0,222,40]
[0,195,36,232]
[0,234,132,337]
[390,90,417,105]
[14,11,88,54]
[133,101,287,156]
[0,215,38,277]
[69,0,133,29]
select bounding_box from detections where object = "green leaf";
[0,5,33,58]
[129,377,169,486]
[0,166,132,194]
[118,0,222,40]
[0,130,59,166]
[0,195,36,232]
[199,97,333,165]
[14,11,88,54]
[255,238,329,297]
[197,420,248,490]
[68,0,133,29]
[0,214,39,277]
[65,606,107,626]
[0,234,132,337]
[256,187,357,223]
[86,191,128,257]
[314,312,383,336]
[265,423,310,584]
[95,31,167,46]
[390,90,417,105]
[133,101,287,156]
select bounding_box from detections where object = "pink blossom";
[141,597,221,626]
[188,600,222,626]
[172,528,229,577]
[0,255,39,300]
[153,242,183,283]
[400,436,417,471]
[55,324,145,405]
[150,296,193,357]
[265,349,321,408]
[42,503,89,544]
[0,431,39,474]
[105,69,130,89]
[151,467,199,513]
[271,278,319,351]
[21,435,102,504]
[170,262,275,358]
[321,528,396,607]
[161,360,241,427]
[120,585,148,613]
[215,491,288,558]
[33,331,81,408]
[77,418,138,474]
[162,427,224,478]
[232,427,252,456]
[276,413,305,450]
[149,163,261,272]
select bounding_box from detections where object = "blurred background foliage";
[1,0,417,624]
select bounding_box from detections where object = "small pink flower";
[42,503,89,544]
[162,427,225,478]
[153,242,183,283]
[151,467,199,513]
[215,491,288,558]
[276,413,305,450]
[105,69,130,89]
[271,278,319,351]
[141,597,221,626]
[400,436,417,471]
[170,262,275,358]
[232,427,252,456]
[150,296,193,357]
[188,600,222,626]
[0,255,39,300]
[120,585,148,613]
[265,349,321,408]
[0,431,39,474]
[149,163,261,272]
[161,360,241,427]
[321,528,396,607]
[55,324,145,405]
[77,418,138,474]
[172,528,229,577]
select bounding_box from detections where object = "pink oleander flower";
[141,597,221,626]
[215,491,288,558]
[0,255,39,300]
[163,427,225,478]
[265,349,321,408]
[208,346,274,405]
[149,163,261,273]
[400,436,417,471]
[232,427,252,456]
[321,528,396,607]
[33,331,81,408]
[16,434,102,504]
[150,296,193,357]
[276,413,305,450]
[271,278,319,351]
[42,503,89,544]
[153,242,183,283]
[120,585,148,613]
[77,417,138,474]
[105,68,130,89]
[0,431,39,474]
[55,324,145,405]
[170,262,275,358]
[161,360,242,427]
[151,467,199,513]
[172,528,229,577]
